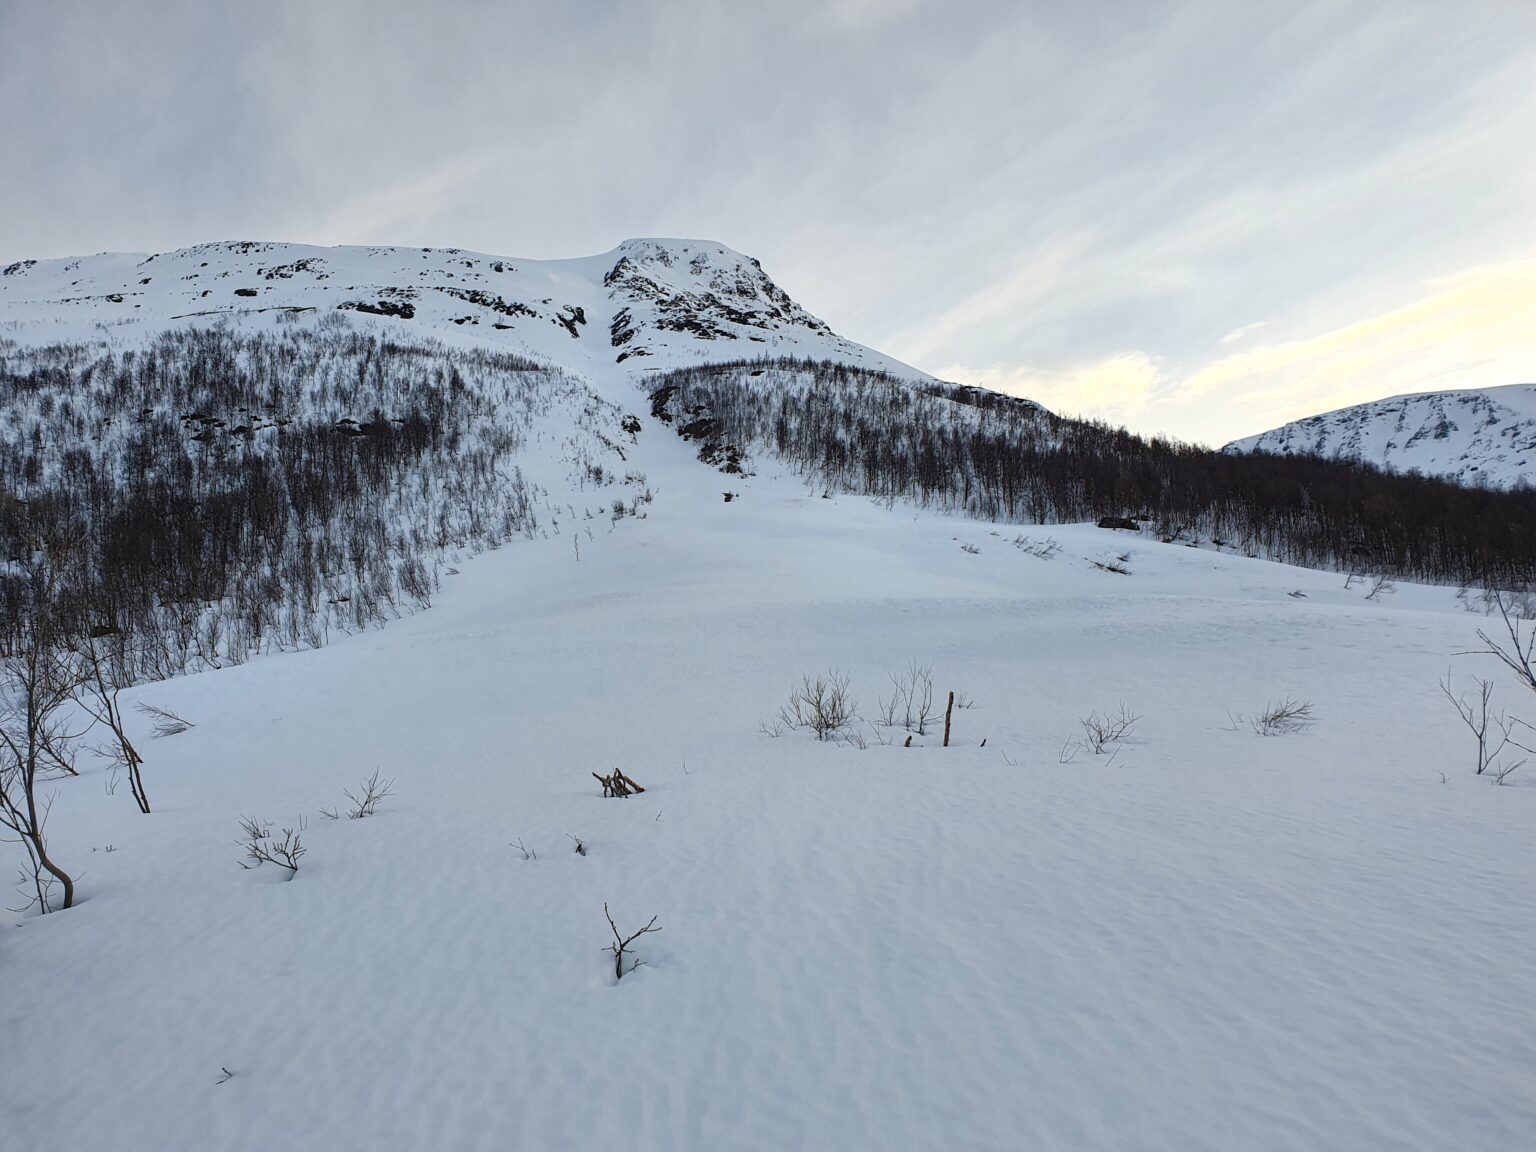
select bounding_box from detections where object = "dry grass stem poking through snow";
[1251,699,1315,736]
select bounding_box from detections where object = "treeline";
[0,322,630,680]
[649,358,1536,585]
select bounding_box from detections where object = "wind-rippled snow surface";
[4,458,1533,1151]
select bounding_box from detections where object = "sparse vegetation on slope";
[0,324,638,680]
[650,358,1536,584]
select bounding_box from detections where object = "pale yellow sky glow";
[941,256,1536,446]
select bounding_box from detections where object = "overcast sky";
[3,0,1533,444]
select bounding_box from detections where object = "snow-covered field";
[3,237,1534,1150]
[4,410,1534,1151]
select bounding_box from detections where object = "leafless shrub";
[238,814,305,876]
[75,640,150,813]
[511,837,536,861]
[757,719,787,738]
[1,579,88,912]
[1499,589,1536,620]
[1013,535,1061,560]
[878,661,933,733]
[1489,757,1525,785]
[569,835,587,856]
[960,542,980,554]
[604,902,661,981]
[1364,573,1396,600]
[1079,705,1140,754]
[779,669,859,740]
[593,769,646,797]
[1466,594,1536,695]
[343,769,395,819]
[1440,674,1528,781]
[136,701,194,738]
[1251,699,1314,736]
[1089,558,1131,575]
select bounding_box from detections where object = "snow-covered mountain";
[4,238,1536,1152]
[1224,384,1536,489]
[0,237,925,380]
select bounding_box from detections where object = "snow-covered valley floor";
[4,424,1534,1152]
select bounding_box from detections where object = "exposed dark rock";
[433,286,537,320]
[340,299,416,319]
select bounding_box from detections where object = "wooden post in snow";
[943,691,954,747]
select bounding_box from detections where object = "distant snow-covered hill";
[1224,385,1536,489]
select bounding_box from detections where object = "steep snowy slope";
[0,238,925,382]
[0,236,940,678]
[1225,384,1536,489]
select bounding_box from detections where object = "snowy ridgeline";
[0,237,923,380]
[648,359,1536,584]
[0,323,645,678]
[1225,383,1536,490]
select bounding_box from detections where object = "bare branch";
[593,769,646,798]
[1251,699,1314,736]
[135,701,195,739]
[1468,594,1536,695]
[1079,705,1140,754]
[238,814,305,875]
[1441,673,1519,777]
[342,769,395,819]
[604,902,661,981]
